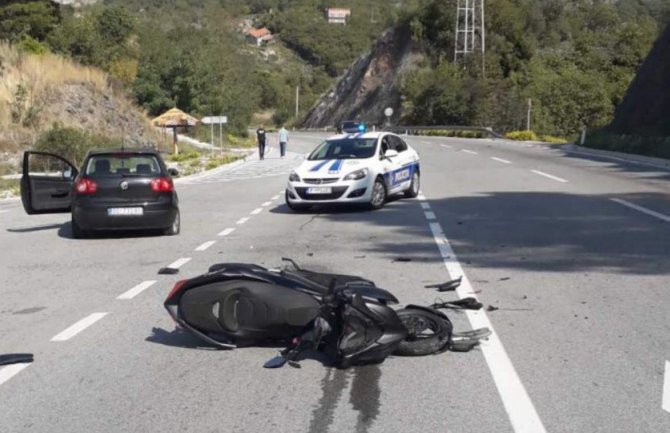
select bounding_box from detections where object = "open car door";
[21,151,78,215]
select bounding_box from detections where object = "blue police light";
[357,123,366,132]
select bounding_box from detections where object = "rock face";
[300,27,421,128]
[608,24,670,136]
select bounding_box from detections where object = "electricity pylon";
[454,0,486,76]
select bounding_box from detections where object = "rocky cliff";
[300,27,421,128]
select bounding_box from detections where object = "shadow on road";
[146,327,219,350]
[7,223,62,233]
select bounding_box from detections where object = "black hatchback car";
[20,149,180,238]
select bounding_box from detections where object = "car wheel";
[404,171,420,198]
[285,191,310,212]
[368,177,387,210]
[71,216,86,239]
[164,210,180,236]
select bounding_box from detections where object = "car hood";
[295,159,367,178]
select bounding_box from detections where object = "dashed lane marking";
[117,280,156,300]
[262,201,272,207]
[0,363,31,387]
[272,195,280,200]
[663,361,670,413]
[250,208,263,215]
[424,211,436,220]
[462,149,478,155]
[218,228,235,237]
[195,241,216,252]
[420,202,431,210]
[491,157,512,164]
[50,313,108,342]
[236,217,250,225]
[611,198,670,223]
[167,257,191,269]
[440,144,453,149]
[531,169,568,183]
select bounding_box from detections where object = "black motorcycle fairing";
[339,285,399,305]
[179,279,321,342]
[337,294,408,368]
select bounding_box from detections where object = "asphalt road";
[1,132,669,433]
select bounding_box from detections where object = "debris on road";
[392,257,412,262]
[0,353,33,366]
[158,267,180,275]
[425,276,462,292]
[498,277,511,281]
[487,305,500,312]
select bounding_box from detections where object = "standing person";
[256,124,267,160]
[278,125,288,158]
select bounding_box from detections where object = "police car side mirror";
[384,149,399,159]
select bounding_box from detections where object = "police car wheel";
[404,171,420,198]
[369,178,387,210]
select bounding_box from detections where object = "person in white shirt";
[278,125,288,158]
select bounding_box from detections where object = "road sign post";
[202,116,228,156]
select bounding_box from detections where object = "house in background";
[246,27,273,46]
[326,8,351,24]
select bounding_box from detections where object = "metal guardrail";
[386,125,503,138]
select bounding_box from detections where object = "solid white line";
[531,170,568,183]
[236,217,250,225]
[262,201,272,207]
[51,312,108,342]
[195,240,216,252]
[420,202,431,210]
[167,257,191,269]
[424,211,436,220]
[250,208,263,215]
[218,227,236,237]
[462,149,478,155]
[426,220,546,433]
[492,157,512,164]
[611,198,670,223]
[0,363,31,386]
[663,361,670,413]
[117,280,156,300]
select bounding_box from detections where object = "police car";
[286,124,420,211]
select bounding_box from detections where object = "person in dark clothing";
[256,124,267,160]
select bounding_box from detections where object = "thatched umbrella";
[152,108,199,154]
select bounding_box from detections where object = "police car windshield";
[308,138,377,160]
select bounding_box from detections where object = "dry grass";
[0,42,108,129]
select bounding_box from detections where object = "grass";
[0,178,20,198]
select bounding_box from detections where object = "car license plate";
[107,207,143,216]
[306,187,332,194]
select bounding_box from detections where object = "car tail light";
[74,178,97,195]
[150,177,173,192]
[166,279,187,302]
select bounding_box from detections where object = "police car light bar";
[342,122,367,134]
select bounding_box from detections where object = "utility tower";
[454,0,486,75]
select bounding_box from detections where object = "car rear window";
[84,155,162,178]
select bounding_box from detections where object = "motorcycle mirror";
[263,355,288,369]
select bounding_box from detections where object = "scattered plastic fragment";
[158,267,180,275]
[0,353,33,366]
[392,257,412,262]
[487,305,500,312]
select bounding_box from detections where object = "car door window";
[380,136,391,155]
[388,135,407,153]
[27,153,76,180]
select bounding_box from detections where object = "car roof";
[86,148,161,157]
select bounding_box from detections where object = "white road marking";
[419,197,546,433]
[236,217,250,225]
[117,280,156,300]
[424,211,436,220]
[417,192,426,201]
[491,157,512,164]
[0,210,8,214]
[531,170,568,183]
[420,202,431,210]
[195,240,216,252]
[0,363,31,386]
[440,144,453,149]
[262,201,272,207]
[250,208,263,215]
[167,257,191,269]
[51,312,108,342]
[663,361,670,413]
[218,227,236,237]
[422,141,432,145]
[462,149,478,155]
[611,198,670,223]
[272,195,280,200]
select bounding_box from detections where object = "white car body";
[286,132,420,208]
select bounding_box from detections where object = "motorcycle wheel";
[394,308,452,356]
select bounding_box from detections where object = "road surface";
[1,133,669,433]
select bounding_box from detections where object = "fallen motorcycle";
[164,259,489,368]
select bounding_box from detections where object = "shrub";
[505,130,538,141]
[34,123,121,166]
[540,135,568,144]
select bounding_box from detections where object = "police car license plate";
[306,187,332,195]
[108,207,143,216]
